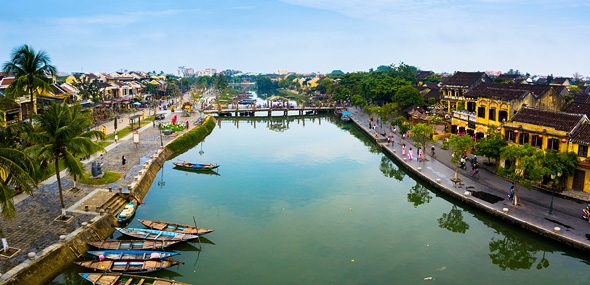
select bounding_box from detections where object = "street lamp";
[159,127,163,148]
[549,169,563,215]
[199,141,204,156]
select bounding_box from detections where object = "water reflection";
[489,234,540,271]
[407,182,432,207]
[437,205,469,233]
[379,156,406,181]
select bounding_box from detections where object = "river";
[51,115,590,284]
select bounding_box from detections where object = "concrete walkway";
[347,107,590,251]
[0,94,198,276]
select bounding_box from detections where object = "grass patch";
[107,122,150,139]
[98,141,112,148]
[277,89,308,101]
[78,171,122,185]
[166,116,216,153]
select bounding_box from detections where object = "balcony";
[453,110,477,122]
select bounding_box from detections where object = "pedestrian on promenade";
[186,121,189,129]
[409,148,413,160]
[153,120,155,127]
[100,154,104,165]
[418,148,423,162]
[122,155,126,169]
[115,133,118,143]
[402,144,406,156]
[391,136,395,146]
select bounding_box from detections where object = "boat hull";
[172,162,219,170]
[79,273,189,285]
[87,250,179,260]
[87,240,179,250]
[116,227,199,241]
[138,219,214,235]
[116,199,138,223]
[74,259,182,274]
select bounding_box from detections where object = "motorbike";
[459,160,466,170]
[583,208,590,220]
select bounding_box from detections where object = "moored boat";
[74,259,182,274]
[79,272,188,285]
[172,162,219,171]
[341,111,351,122]
[116,198,138,223]
[116,228,199,241]
[88,250,179,260]
[138,219,215,235]
[87,240,180,250]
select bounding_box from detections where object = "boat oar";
[193,216,202,249]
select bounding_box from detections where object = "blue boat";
[238,98,256,104]
[87,250,179,260]
[116,198,138,223]
[341,112,352,122]
[116,227,200,241]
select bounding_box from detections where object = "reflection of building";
[450,83,568,139]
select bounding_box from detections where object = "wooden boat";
[87,240,180,250]
[172,162,219,170]
[138,219,215,235]
[116,228,199,241]
[340,111,351,122]
[116,198,138,223]
[88,250,179,260]
[74,259,182,274]
[79,273,188,285]
[173,167,220,176]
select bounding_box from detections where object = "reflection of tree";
[379,156,405,181]
[536,251,549,270]
[267,120,289,132]
[437,205,469,233]
[407,182,432,207]
[488,234,539,271]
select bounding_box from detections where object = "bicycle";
[431,147,436,158]
[471,168,480,179]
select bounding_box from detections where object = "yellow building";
[451,83,568,139]
[440,72,490,112]
[501,107,589,191]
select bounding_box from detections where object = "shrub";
[166,116,216,153]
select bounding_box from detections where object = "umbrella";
[133,102,141,106]
[139,100,148,103]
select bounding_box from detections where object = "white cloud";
[50,9,196,26]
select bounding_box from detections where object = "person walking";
[114,133,118,143]
[408,148,413,160]
[122,155,126,169]
[402,144,406,156]
[418,148,423,162]
[100,154,104,165]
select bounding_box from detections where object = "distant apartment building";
[197,68,217,77]
[178,66,195,78]
[278,70,288,75]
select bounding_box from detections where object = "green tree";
[393,86,424,110]
[27,102,105,217]
[0,126,38,252]
[213,73,228,92]
[448,134,476,180]
[423,74,442,84]
[474,130,508,172]
[350,94,366,109]
[2,44,57,122]
[541,150,579,190]
[410,123,435,159]
[316,78,333,94]
[498,144,550,206]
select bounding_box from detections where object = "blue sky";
[1,0,589,77]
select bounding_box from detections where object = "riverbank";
[346,107,590,252]
[0,109,215,284]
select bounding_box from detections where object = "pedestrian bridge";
[202,106,345,117]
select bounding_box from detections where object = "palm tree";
[0,101,38,252]
[27,102,104,217]
[2,44,57,123]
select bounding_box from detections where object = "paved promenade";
[346,107,590,251]
[0,96,199,276]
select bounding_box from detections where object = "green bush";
[166,116,216,153]
[441,139,450,150]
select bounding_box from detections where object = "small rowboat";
[88,250,179,260]
[116,198,138,223]
[74,259,182,274]
[138,219,215,235]
[116,228,199,241]
[87,240,180,250]
[172,162,219,170]
[79,273,188,285]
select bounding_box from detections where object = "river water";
[51,116,590,284]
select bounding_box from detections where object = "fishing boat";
[87,240,180,250]
[116,228,199,241]
[116,198,138,223]
[340,111,352,122]
[238,98,256,104]
[172,162,219,170]
[78,273,188,285]
[74,259,182,274]
[137,219,215,235]
[79,273,188,285]
[88,250,179,260]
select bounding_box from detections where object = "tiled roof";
[572,93,590,103]
[571,124,590,145]
[424,89,441,101]
[464,83,558,99]
[425,83,439,90]
[97,82,113,89]
[443,72,486,87]
[51,84,67,95]
[416,71,433,80]
[60,82,78,93]
[85,73,98,79]
[553,78,569,85]
[510,107,586,133]
[0,77,15,88]
[565,102,590,117]
[497,74,520,80]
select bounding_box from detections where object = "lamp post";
[159,127,163,148]
[199,141,204,156]
[549,169,563,215]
